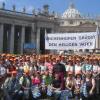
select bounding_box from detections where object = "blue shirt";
[82,64,93,71]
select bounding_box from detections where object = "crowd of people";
[0,53,100,100]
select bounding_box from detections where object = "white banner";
[45,32,97,50]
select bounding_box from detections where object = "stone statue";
[12,5,16,11]
[2,2,5,9]
[32,8,35,14]
[43,4,49,15]
[38,8,41,14]
[23,7,26,13]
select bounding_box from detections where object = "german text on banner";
[45,32,97,50]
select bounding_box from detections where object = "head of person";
[51,57,56,65]
[89,57,93,65]
[68,59,73,66]
[45,70,49,76]
[84,58,89,64]
[75,73,82,79]
[93,58,99,65]
[44,55,49,62]
[0,59,3,64]
[76,58,80,65]
[35,71,40,78]
[56,57,61,63]
[61,55,65,61]
[68,72,73,79]
[23,72,28,77]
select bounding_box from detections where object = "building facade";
[0,2,100,54]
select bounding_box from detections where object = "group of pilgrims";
[0,53,100,100]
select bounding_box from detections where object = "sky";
[0,0,100,16]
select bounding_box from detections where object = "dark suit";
[53,63,66,90]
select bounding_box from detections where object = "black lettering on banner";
[47,36,77,41]
[49,43,57,46]
[58,43,77,46]
[79,42,92,46]
[79,35,95,40]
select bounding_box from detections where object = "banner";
[24,43,36,49]
[45,32,97,50]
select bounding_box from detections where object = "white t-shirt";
[93,65,99,73]
[74,65,82,75]
[66,65,74,72]
[40,65,47,71]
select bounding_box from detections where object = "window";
[69,20,73,24]
[62,21,64,24]
[93,22,95,24]
[80,22,82,24]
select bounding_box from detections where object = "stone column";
[10,24,14,54]
[0,24,4,53]
[36,27,40,54]
[95,25,99,52]
[99,35,100,49]
[95,34,99,52]
[20,26,25,54]
[31,23,36,52]
[31,23,35,43]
